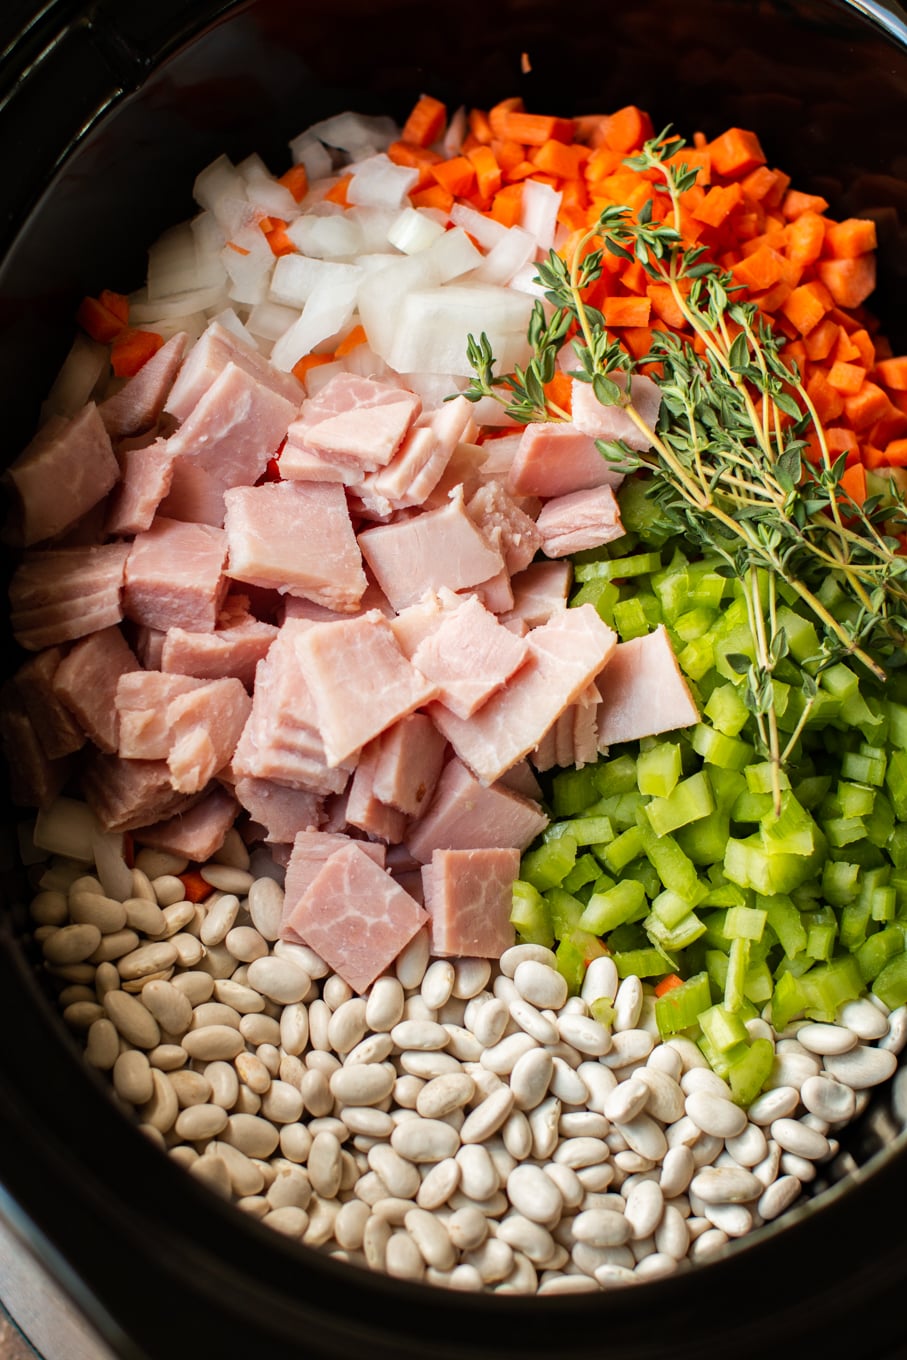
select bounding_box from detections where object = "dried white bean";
[822,1045,897,1089]
[512,960,568,1011]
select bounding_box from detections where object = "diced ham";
[157,463,233,528]
[467,480,542,575]
[98,333,188,439]
[81,751,200,832]
[165,677,252,793]
[13,649,85,759]
[234,777,322,844]
[224,480,367,614]
[283,831,387,920]
[294,610,439,767]
[535,483,625,558]
[596,624,700,747]
[366,396,477,510]
[116,672,209,760]
[406,757,548,864]
[7,403,120,547]
[411,593,530,719]
[503,561,572,630]
[467,567,514,615]
[570,373,661,453]
[134,784,238,861]
[371,714,447,816]
[477,433,521,480]
[0,684,71,808]
[574,682,601,768]
[506,421,624,499]
[497,758,543,802]
[134,627,165,670]
[123,517,228,633]
[344,742,408,843]
[284,373,420,473]
[422,847,519,958]
[161,600,278,691]
[104,441,176,537]
[358,485,504,611]
[164,320,303,422]
[160,362,297,522]
[278,443,366,485]
[283,841,428,993]
[9,544,129,651]
[428,604,618,785]
[389,591,451,658]
[51,627,142,754]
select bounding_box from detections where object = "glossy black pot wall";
[2,2,907,1358]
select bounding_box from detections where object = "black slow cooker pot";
[2,1,907,1356]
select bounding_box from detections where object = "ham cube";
[504,561,572,630]
[13,649,85,759]
[81,751,199,832]
[134,784,238,862]
[10,543,130,651]
[596,624,699,747]
[53,627,141,754]
[365,396,476,509]
[358,485,504,611]
[161,601,278,691]
[411,594,530,719]
[124,518,228,633]
[99,332,187,439]
[406,757,548,864]
[224,480,367,614]
[294,610,438,767]
[166,677,252,793]
[507,421,624,499]
[283,831,387,921]
[116,673,208,760]
[284,841,428,993]
[344,743,408,844]
[570,373,661,452]
[164,320,303,422]
[8,403,120,547]
[422,847,519,958]
[104,441,176,537]
[428,604,617,786]
[535,483,625,558]
[234,777,323,844]
[371,713,447,816]
[467,480,542,575]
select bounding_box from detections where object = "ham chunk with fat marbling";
[164,320,302,422]
[234,777,322,845]
[282,831,387,925]
[99,332,187,439]
[596,624,699,747]
[161,597,278,691]
[165,677,252,793]
[7,404,120,547]
[370,713,447,817]
[535,483,624,558]
[502,561,572,631]
[52,626,141,754]
[283,840,428,993]
[428,604,618,786]
[10,543,130,652]
[134,784,238,862]
[344,743,408,844]
[282,373,420,479]
[104,441,176,537]
[411,593,530,719]
[115,672,209,760]
[81,751,201,833]
[466,480,542,575]
[406,757,548,864]
[506,421,624,499]
[124,518,228,634]
[422,847,519,958]
[358,485,504,611]
[570,373,661,453]
[224,480,367,614]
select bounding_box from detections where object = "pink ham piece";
[164,320,302,422]
[282,831,387,923]
[344,742,408,844]
[358,485,504,611]
[596,624,700,747]
[570,373,662,453]
[363,396,477,510]
[7,403,120,547]
[234,777,322,844]
[506,421,624,499]
[13,649,85,759]
[503,561,572,630]
[406,757,548,864]
[161,597,278,691]
[124,517,228,634]
[535,483,625,558]
[422,847,519,958]
[116,672,208,760]
[0,684,71,809]
[9,543,130,651]
[466,480,542,575]
[104,441,176,537]
[134,784,238,861]
[165,677,252,793]
[411,593,530,719]
[80,751,200,833]
[294,609,438,767]
[371,713,447,817]
[276,444,365,486]
[282,373,420,477]
[283,840,428,993]
[428,604,618,786]
[224,480,367,614]
[160,362,297,524]
[52,626,141,753]
[98,332,187,439]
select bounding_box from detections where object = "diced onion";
[386,207,446,255]
[519,179,562,254]
[383,282,534,378]
[40,333,108,422]
[347,154,419,210]
[269,274,360,371]
[33,797,99,862]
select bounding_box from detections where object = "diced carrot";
[806,370,845,424]
[731,245,785,291]
[763,171,792,211]
[785,211,826,268]
[833,334,864,370]
[334,324,368,357]
[647,283,687,330]
[178,870,215,903]
[781,188,830,220]
[499,110,576,146]
[557,179,590,232]
[870,412,907,447]
[99,290,130,326]
[491,138,525,173]
[664,146,711,188]
[881,437,907,467]
[844,381,895,431]
[431,155,476,198]
[780,279,833,336]
[278,163,309,202]
[503,159,539,184]
[824,217,877,259]
[401,93,447,148]
[261,217,296,256]
[110,328,164,378]
[488,96,525,139]
[620,327,655,361]
[76,295,126,344]
[324,174,352,206]
[861,443,890,471]
[654,973,685,997]
[467,145,503,200]
[410,185,454,214]
[839,461,867,505]
[803,317,839,362]
[707,127,766,179]
[815,254,877,310]
[291,352,334,383]
[874,356,907,391]
[691,182,745,228]
[573,113,613,147]
[543,371,573,414]
[387,140,443,189]
[604,104,654,154]
[468,107,494,145]
[741,164,780,202]
[584,146,625,185]
[826,360,866,396]
[532,138,589,180]
[620,259,648,295]
[489,183,524,227]
[847,328,876,370]
[751,280,792,314]
[603,296,653,328]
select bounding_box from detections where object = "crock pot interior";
[2,2,907,1357]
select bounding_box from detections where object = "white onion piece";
[236,152,272,184]
[210,308,258,347]
[384,283,534,377]
[129,285,229,323]
[357,253,442,362]
[189,213,229,291]
[33,798,99,862]
[508,261,548,299]
[464,395,521,428]
[294,111,398,159]
[270,256,361,309]
[193,154,245,215]
[246,300,302,341]
[287,134,334,182]
[40,333,108,422]
[473,225,537,286]
[428,227,484,282]
[386,207,446,255]
[287,212,364,260]
[245,178,300,222]
[399,371,466,405]
[269,272,361,371]
[347,154,419,209]
[519,178,562,255]
[221,226,273,306]
[350,205,407,253]
[450,202,508,250]
[342,342,388,380]
[147,223,206,302]
[91,829,134,902]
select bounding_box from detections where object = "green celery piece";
[598,825,646,875]
[743,960,774,1005]
[687,567,727,612]
[704,683,751,738]
[746,762,792,795]
[672,606,717,643]
[637,743,682,799]
[856,925,905,983]
[579,878,647,934]
[821,662,860,703]
[885,749,907,818]
[839,897,873,953]
[801,956,864,1021]
[561,853,602,894]
[724,936,750,1010]
[612,596,654,641]
[510,881,554,948]
[870,886,897,923]
[651,888,700,930]
[836,780,875,819]
[690,724,754,771]
[520,836,577,891]
[639,826,703,902]
[821,816,866,849]
[840,748,887,788]
[551,765,602,817]
[761,894,808,959]
[570,577,619,622]
[620,856,664,899]
[725,905,767,941]
[650,556,690,620]
[706,948,729,994]
[805,916,836,962]
[889,825,907,869]
[676,812,732,867]
[727,1037,775,1107]
[724,833,825,896]
[759,791,817,857]
[887,699,907,751]
[613,947,672,979]
[775,606,820,665]
[677,635,715,681]
[544,888,587,938]
[700,1002,749,1052]
[655,970,712,1036]
[593,754,638,797]
[872,951,907,1008]
[645,911,706,952]
[699,880,748,909]
[709,766,748,814]
[550,815,615,848]
[793,774,832,811]
[702,908,731,949]
[864,791,895,848]
[714,625,757,683]
[771,969,810,1030]
[732,790,774,824]
[575,551,662,583]
[645,770,715,838]
[616,476,676,545]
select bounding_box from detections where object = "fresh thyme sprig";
[460,125,907,808]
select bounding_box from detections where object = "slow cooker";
[2,1,907,1356]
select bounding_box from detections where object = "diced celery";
[690,724,754,771]
[612,596,653,641]
[856,925,905,983]
[645,771,715,838]
[870,886,897,923]
[801,956,864,1021]
[725,906,767,941]
[562,853,602,894]
[887,700,907,751]
[615,476,676,544]
[746,762,791,796]
[732,790,774,824]
[579,878,647,934]
[704,683,751,738]
[677,636,716,681]
[872,950,907,1008]
[865,791,895,848]
[551,765,601,817]
[706,948,729,993]
[550,815,614,848]
[645,911,706,952]
[724,936,751,1011]
[839,897,873,953]
[821,663,860,702]
[724,834,823,896]
[727,1037,775,1106]
[613,948,673,979]
[793,774,832,810]
[805,908,836,962]
[687,567,727,612]
[759,792,817,857]
[521,836,577,891]
[761,894,808,959]
[571,576,620,622]
[593,755,638,797]
[885,749,907,818]
[637,743,682,799]
[620,857,663,899]
[655,970,712,1036]
[672,606,717,643]
[836,781,875,819]
[590,996,616,1027]
[575,551,663,582]
[714,625,757,682]
[771,969,810,1030]
[700,1002,749,1052]
[676,811,732,866]
[640,827,703,902]
[841,747,887,788]
[544,888,587,938]
[598,825,646,875]
[889,825,907,869]
[775,607,820,665]
[821,816,867,849]
[510,881,554,948]
[743,959,774,1005]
